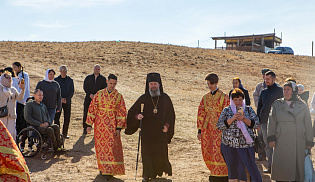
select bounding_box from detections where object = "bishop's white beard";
[149,88,161,97]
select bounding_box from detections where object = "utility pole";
[312,41,314,57]
[198,40,199,48]
[251,34,254,52]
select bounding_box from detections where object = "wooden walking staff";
[135,103,144,180]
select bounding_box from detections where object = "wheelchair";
[16,126,64,160]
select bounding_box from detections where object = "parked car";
[267,46,294,55]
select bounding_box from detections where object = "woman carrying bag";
[0,71,25,140]
[267,81,313,181]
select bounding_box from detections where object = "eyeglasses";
[60,69,68,71]
[4,75,11,79]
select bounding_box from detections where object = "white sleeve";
[17,72,31,104]
[311,93,315,110]
[23,73,31,104]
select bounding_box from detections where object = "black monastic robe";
[125,92,175,179]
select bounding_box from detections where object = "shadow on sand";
[92,175,172,182]
[25,154,66,173]
[25,134,95,173]
[93,174,124,182]
[152,178,172,182]
[70,134,95,163]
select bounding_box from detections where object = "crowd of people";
[1,62,315,182]
[0,63,73,181]
[197,70,314,182]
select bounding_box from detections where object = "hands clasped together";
[136,114,168,133]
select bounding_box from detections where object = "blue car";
[267,46,294,55]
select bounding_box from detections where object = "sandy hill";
[0,41,314,182]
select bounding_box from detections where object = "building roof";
[211,33,282,43]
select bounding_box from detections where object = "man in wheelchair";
[24,89,63,151]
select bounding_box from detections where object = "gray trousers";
[260,123,273,168]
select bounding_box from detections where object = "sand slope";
[0,41,314,182]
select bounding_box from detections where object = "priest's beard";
[149,88,161,97]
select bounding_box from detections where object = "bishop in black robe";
[125,72,175,181]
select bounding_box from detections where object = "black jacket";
[257,83,283,124]
[54,75,74,104]
[229,87,251,106]
[83,74,107,101]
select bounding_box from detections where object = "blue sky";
[1,0,314,56]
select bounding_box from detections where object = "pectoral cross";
[153,107,158,114]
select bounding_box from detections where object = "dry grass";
[1,41,314,182]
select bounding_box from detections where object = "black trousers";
[83,98,92,130]
[16,103,27,135]
[37,124,61,150]
[54,103,71,136]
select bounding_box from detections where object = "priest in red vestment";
[86,74,127,181]
[197,73,229,182]
[0,120,31,182]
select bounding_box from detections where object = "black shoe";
[65,136,70,139]
[142,177,151,182]
[257,157,266,161]
[209,176,228,182]
[104,175,113,181]
[263,167,271,174]
[83,129,87,135]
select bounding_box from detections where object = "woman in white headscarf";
[35,69,61,124]
[0,71,25,140]
[297,84,309,104]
